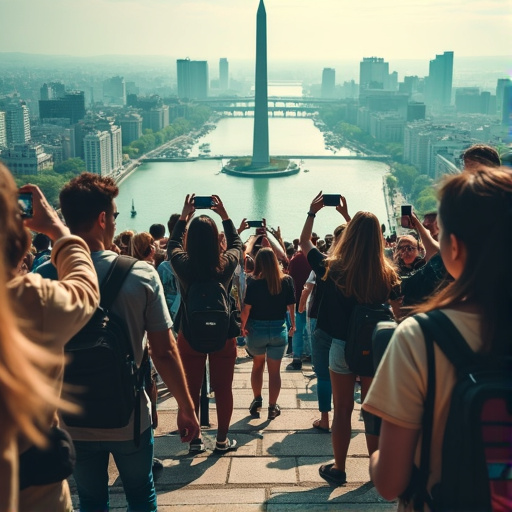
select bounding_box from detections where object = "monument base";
[222,157,300,178]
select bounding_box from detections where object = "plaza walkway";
[69,349,397,511]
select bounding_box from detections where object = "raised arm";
[410,213,439,262]
[299,191,324,256]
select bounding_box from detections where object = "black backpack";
[404,311,512,512]
[182,278,231,353]
[344,303,394,377]
[63,256,149,445]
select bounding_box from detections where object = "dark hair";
[149,223,165,240]
[253,247,284,295]
[184,215,224,278]
[167,213,180,236]
[32,233,50,252]
[59,172,118,233]
[462,144,501,168]
[418,167,512,354]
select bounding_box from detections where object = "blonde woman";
[240,248,296,420]
[130,232,156,265]
[0,163,99,511]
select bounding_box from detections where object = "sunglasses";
[113,212,120,219]
[398,245,417,253]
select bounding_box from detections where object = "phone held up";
[247,220,264,228]
[322,194,341,207]
[18,191,33,219]
[193,196,214,209]
[400,204,412,229]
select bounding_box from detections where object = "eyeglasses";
[398,245,417,253]
[113,212,120,219]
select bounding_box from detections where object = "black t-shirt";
[307,248,358,340]
[244,275,296,321]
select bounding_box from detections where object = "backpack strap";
[100,255,145,445]
[100,255,137,311]
[413,313,437,511]
[424,310,479,372]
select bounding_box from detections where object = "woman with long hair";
[299,192,399,487]
[363,167,512,509]
[0,163,99,510]
[240,248,296,420]
[168,194,242,453]
[130,232,156,265]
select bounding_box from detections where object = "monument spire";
[251,0,270,167]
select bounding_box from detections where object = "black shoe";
[267,403,281,420]
[249,396,263,417]
[189,438,206,454]
[286,359,302,371]
[152,458,164,473]
[319,463,347,486]
[214,438,238,453]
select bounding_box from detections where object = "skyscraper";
[39,92,86,124]
[5,102,30,146]
[251,0,270,168]
[177,59,209,99]
[425,51,454,108]
[0,111,6,148]
[321,68,336,99]
[359,57,389,95]
[103,76,126,106]
[219,58,229,92]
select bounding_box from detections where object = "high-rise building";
[496,78,511,118]
[118,113,143,145]
[103,76,126,106]
[177,59,209,99]
[359,57,389,95]
[5,102,31,146]
[321,68,336,99]
[39,92,86,124]
[84,130,112,176]
[425,51,454,108]
[219,58,229,91]
[1,144,52,175]
[0,111,6,148]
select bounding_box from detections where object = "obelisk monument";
[251,0,270,168]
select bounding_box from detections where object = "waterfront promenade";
[69,350,396,511]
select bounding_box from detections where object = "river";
[117,116,390,241]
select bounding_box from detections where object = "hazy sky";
[1,0,510,61]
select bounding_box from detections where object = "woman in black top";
[300,192,400,487]
[240,248,296,420]
[168,194,243,454]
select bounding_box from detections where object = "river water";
[117,116,390,240]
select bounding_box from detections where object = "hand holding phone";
[322,194,341,207]
[18,192,33,219]
[400,205,412,228]
[193,196,214,209]
[247,220,264,228]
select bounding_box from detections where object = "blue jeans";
[292,310,310,357]
[312,328,333,413]
[73,427,156,512]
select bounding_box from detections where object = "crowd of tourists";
[1,143,511,512]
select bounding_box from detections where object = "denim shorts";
[329,338,353,375]
[246,318,287,360]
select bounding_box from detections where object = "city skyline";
[0,0,510,61]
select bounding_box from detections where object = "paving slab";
[229,457,298,484]
[262,432,333,457]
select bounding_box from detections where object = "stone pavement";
[69,350,397,511]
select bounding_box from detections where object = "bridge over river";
[142,154,391,163]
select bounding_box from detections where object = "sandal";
[312,419,330,433]
[189,438,206,454]
[319,463,347,486]
[214,438,238,453]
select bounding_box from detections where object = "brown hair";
[462,144,501,168]
[416,167,512,354]
[253,247,285,295]
[324,211,400,303]
[130,232,154,261]
[59,172,118,233]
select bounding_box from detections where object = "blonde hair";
[0,163,63,446]
[324,211,400,303]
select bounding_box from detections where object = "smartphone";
[400,205,412,228]
[193,196,214,209]
[247,220,264,228]
[322,194,341,207]
[18,192,33,219]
